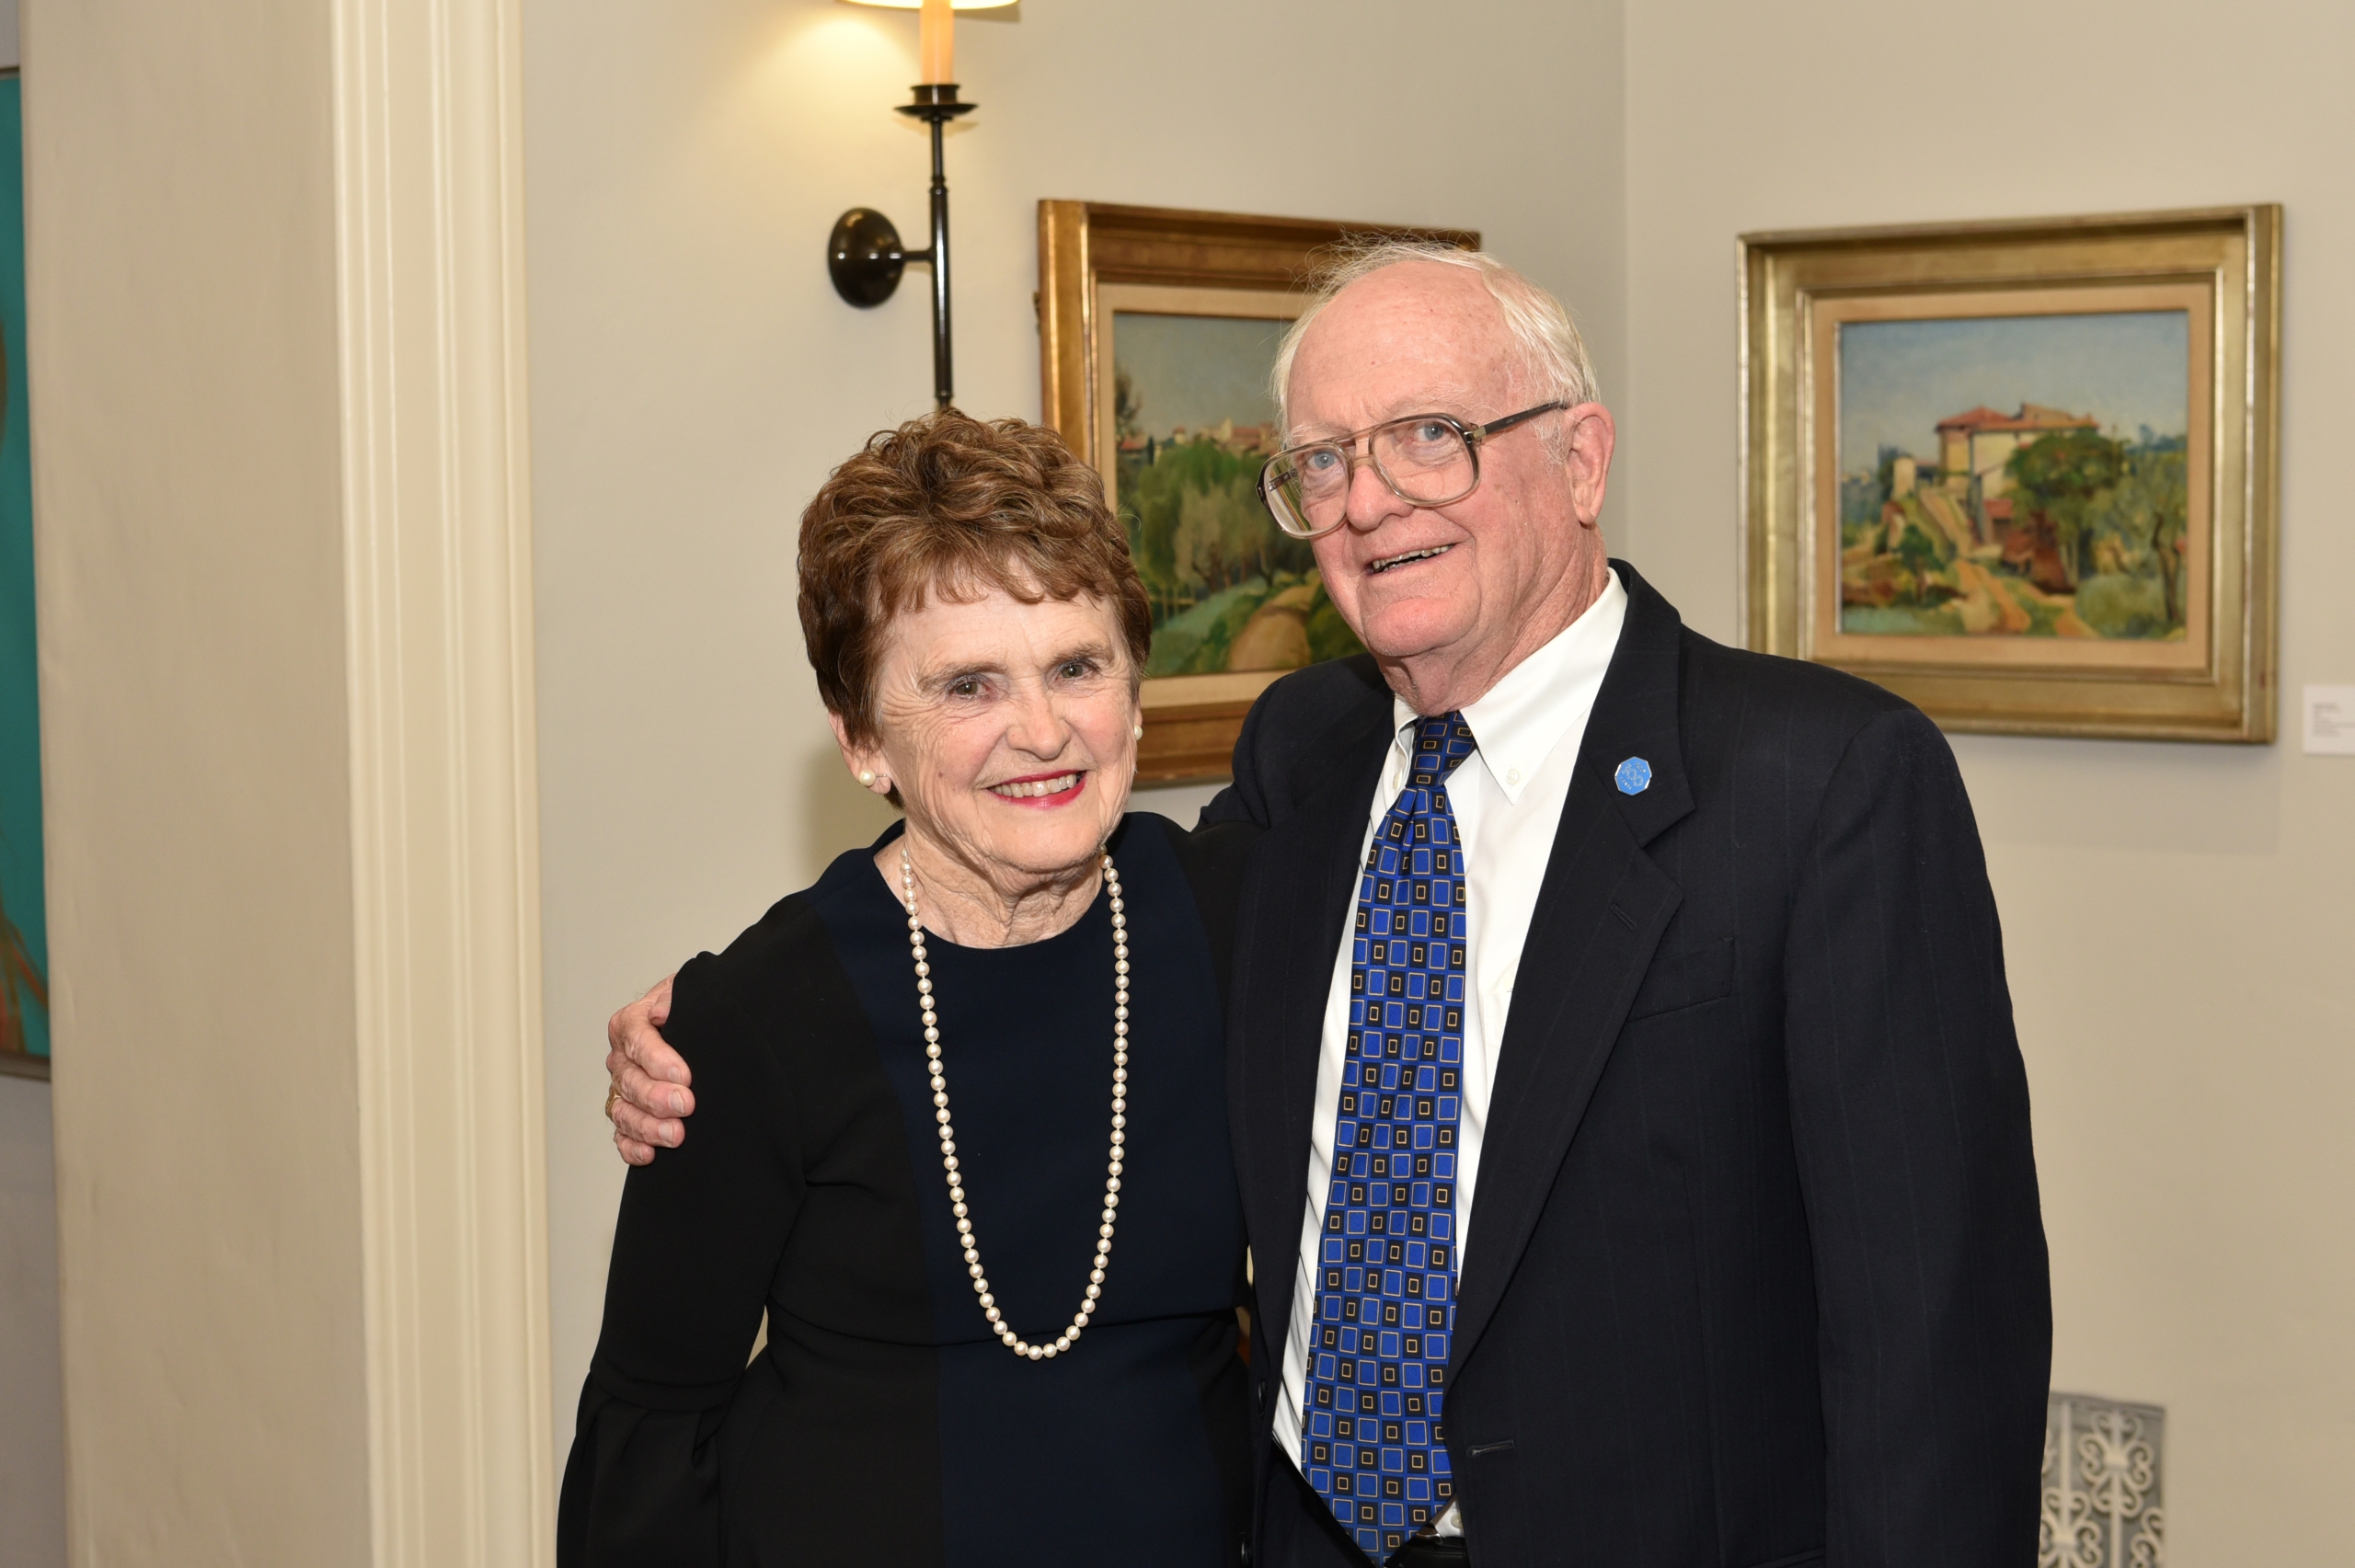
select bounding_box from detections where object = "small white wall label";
[2305,686,2355,755]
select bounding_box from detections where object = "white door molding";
[333,0,551,1562]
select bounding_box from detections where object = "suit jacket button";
[1254,1382,1267,1413]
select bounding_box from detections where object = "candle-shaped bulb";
[918,0,953,86]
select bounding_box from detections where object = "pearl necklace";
[900,843,1128,1361]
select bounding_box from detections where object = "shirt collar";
[1389,567,1629,805]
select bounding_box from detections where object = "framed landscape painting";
[1038,202,1476,780]
[1740,206,2280,741]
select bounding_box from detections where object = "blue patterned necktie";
[1304,711,1476,1562]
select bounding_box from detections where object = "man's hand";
[605,974,695,1165]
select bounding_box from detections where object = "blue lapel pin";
[1614,757,1652,795]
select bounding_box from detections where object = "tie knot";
[1410,711,1476,784]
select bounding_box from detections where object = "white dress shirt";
[1273,569,1629,1505]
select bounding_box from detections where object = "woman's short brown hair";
[798,409,1153,744]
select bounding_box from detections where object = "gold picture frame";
[1739,205,2280,741]
[1038,201,1477,782]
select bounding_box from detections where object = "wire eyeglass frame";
[1256,400,1569,540]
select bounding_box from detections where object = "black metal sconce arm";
[826,84,976,411]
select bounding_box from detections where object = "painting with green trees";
[1109,311,1364,678]
[1836,311,2189,641]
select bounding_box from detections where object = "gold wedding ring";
[604,1083,622,1121]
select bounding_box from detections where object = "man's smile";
[1368,543,1455,574]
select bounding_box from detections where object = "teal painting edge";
[0,74,49,1060]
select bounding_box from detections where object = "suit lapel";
[1446,563,1697,1372]
[1234,704,1394,1360]
[1278,741,1389,1167]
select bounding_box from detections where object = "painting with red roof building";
[1745,206,2277,740]
[1834,311,2190,641]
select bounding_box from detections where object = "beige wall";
[1623,0,2355,1556]
[25,1,374,1560]
[0,1074,63,1568]
[29,0,552,1560]
[523,0,1630,1459]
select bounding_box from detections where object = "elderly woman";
[558,412,1255,1566]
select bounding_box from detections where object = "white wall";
[1623,0,2355,1557]
[523,0,1629,1459]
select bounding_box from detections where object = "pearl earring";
[858,770,876,785]
[1132,724,1143,740]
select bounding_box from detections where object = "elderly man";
[609,245,2051,1568]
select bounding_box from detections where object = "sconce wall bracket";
[827,84,977,410]
[827,208,910,307]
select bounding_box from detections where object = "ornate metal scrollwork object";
[2041,1392,2165,1568]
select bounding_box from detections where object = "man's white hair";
[1269,240,1599,454]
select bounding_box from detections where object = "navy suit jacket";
[1202,562,2051,1568]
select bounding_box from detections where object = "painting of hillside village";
[1109,311,1365,678]
[1836,310,2191,641]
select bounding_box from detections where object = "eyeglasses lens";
[1262,418,1476,538]
[1374,418,1476,500]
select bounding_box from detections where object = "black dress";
[559,813,1258,1567]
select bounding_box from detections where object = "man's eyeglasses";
[1257,401,1568,540]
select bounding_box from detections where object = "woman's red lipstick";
[987,769,1086,807]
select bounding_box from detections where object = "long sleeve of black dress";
[559,813,1253,1568]
[557,948,810,1563]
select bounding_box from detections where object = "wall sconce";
[829,0,1014,410]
